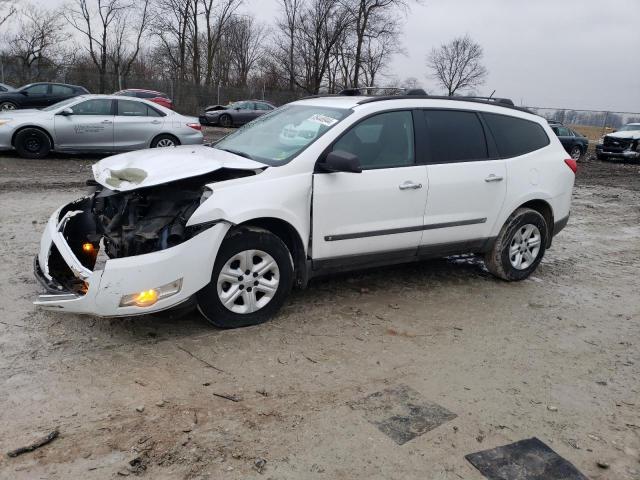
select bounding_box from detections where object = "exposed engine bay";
[48,169,259,293]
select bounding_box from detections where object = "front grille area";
[603,136,632,152]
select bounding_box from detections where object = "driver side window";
[24,84,48,95]
[71,99,113,115]
[332,111,415,169]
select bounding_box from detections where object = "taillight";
[564,158,578,174]
[187,123,202,131]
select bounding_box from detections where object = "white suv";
[35,95,576,328]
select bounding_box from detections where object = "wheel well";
[519,199,554,247]
[11,126,55,149]
[236,218,308,288]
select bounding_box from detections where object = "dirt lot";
[0,136,639,479]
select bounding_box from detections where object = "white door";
[419,109,506,248]
[113,99,165,150]
[312,111,428,260]
[54,98,114,151]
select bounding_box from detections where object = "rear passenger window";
[483,113,549,157]
[423,110,488,163]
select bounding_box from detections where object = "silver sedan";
[0,94,203,159]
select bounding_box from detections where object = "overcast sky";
[39,0,640,111]
[237,0,639,112]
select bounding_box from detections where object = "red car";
[113,89,174,110]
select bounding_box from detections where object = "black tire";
[0,101,18,111]
[151,134,180,148]
[484,208,548,281]
[14,128,52,159]
[219,114,232,128]
[196,228,294,328]
[569,145,583,161]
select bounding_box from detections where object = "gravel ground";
[0,138,638,479]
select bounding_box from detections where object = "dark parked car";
[114,88,174,110]
[0,82,89,111]
[0,82,15,93]
[199,100,275,127]
[549,122,588,160]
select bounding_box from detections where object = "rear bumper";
[177,130,204,146]
[34,204,229,317]
[553,214,569,237]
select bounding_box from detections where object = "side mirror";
[20,90,28,96]
[317,150,362,173]
[59,108,73,116]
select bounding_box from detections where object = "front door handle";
[399,181,423,190]
[485,174,504,183]
[101,120,112,124]
[151,120,161,125]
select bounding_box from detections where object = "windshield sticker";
[308,114,338,127]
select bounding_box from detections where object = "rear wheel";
[219,114,232,128]
[151,134,180,148]
[196,229,294,328]
[0,101,17,111]
[14,128,51,159]
[484,208,548,281]
[570,145,582,161]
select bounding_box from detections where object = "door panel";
[422,161,506,246]
[113,99,164,150]
[312,110,427,260]
[313,166,428,259]
[54,99,114,150]
[419,109,507,247]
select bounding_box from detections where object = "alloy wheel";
[156,138,176,147]
[0,102,16,111]
[216,249,280,314]
[570,146,581,160]
[509,224,542,270]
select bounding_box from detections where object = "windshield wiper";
[217,147,254,160]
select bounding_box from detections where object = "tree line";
[0,0,417,95]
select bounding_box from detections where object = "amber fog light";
[119,279,183,308]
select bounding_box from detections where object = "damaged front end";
[34,166,261,316]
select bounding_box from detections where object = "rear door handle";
[101,120,112,124]
[485,174,504,183]
[399,181,423,190]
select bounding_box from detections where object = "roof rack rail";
[356,95,532,114]
[338,86,427,96]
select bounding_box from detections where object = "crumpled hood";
[92,145,267,191]
[607,130,640,140]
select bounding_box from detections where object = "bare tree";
[7,6,66,83]
[276,0,302,91]
[228,15,267,87]
[202,0,242,86]
[108,0,151,90]
[427,34,487,96]
[64,0,135,93]
[340,0,410,88]
[294,0,351,94]
[0,0,16,29]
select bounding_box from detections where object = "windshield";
[42,97,83,112]
[619,124,640,132]
[214,104,351,165]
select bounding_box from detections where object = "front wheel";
[196,229,294,328]
[484,208,548,281]
[14,128,51,159]
[0,101,17,111]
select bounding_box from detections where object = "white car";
[596,123,640,161]
[34,95,576,328]
[0,95,202,159]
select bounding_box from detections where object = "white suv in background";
[35,94,576,328]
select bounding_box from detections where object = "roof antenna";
[488,90,496,99]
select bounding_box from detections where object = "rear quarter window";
[482,113,549,158]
